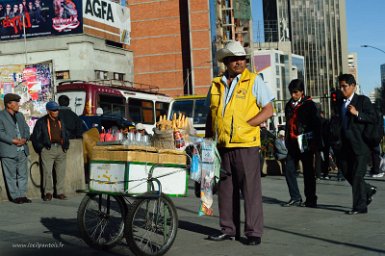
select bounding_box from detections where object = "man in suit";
[0,93,31,204]
[337,74,377,214]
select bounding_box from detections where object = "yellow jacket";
[210,69,261,148]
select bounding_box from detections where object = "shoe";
[281,199,302,207]
[246,236,261,246]
[43,193,53,201]
[372,173,384,178]
[346,209,367,215]
[367,186,377,206]
[208,233,236,241]
[55,194,67,200]
[21,197,32,203]
[11,197,24,204]
[301,201,317,208]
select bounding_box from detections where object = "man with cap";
[0,93,31,204]
[31,101,70,201]
[206,40,274,245]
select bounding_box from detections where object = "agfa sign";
[84,0,114,22]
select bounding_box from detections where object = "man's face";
[290,90,304,101]
[225,56,246,76]
[7,101,20,112]
[48,109,59,118]
[339,80,355,99]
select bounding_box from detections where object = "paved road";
[0,175,384,256]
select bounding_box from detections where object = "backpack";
[358,95,384,147]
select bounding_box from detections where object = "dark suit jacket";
[0,110,30,158]
[339,93,376,156]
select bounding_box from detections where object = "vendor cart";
[77,144,188,256]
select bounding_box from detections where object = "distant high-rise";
[262,0,348,98]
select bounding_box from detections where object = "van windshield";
[170,99,208,125]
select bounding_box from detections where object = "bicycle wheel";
[77,193,126,250]
[124,193,178,256]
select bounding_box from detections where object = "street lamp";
[361,45,385,55]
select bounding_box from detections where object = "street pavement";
[0,174,384,256]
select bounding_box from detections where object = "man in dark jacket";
[58,95,83,139]
[31,101,70,201]
[282,79,321,208]
[337,74,377,214]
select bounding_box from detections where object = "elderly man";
[31,101,70,201]
[206,40,274,245]
[0,93,31,204]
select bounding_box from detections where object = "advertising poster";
[0,0,83,40]
[0,62,53,131]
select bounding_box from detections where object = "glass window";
[155,102,169,120]
[193,99,209,125]
[170,100,193,120]
[128,98,154,124]
[99,95,125,116]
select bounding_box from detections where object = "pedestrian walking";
[205,40,274,245]
[337,74,377,214]
[282,79,321,208]
[0,93,31,204]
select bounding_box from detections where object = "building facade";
[261,0,348,105]
[0,0,133,85]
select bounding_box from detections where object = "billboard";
[0,0,83,40]
[83,0,130,44]
[0,62,53,131]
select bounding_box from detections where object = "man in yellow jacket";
[206,41,274,245]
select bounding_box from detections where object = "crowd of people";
[204,41,383,247]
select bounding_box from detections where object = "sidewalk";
[0,175,384,256]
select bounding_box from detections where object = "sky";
[251,0,385,95]
[346,0,385,95]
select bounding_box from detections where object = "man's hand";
[347,104,358,116]
[12,138,27,146]
[247,102,274,127]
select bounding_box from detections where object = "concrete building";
[253,46,305,127]
[0,0,133,85]
[347,53,361,93]
[261,0,348,106]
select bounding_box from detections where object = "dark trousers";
[218,147,263,238]
[340,147,372,211]
[370,145,381,175]
[285,149,317,203]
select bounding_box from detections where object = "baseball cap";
[46,101,60,111]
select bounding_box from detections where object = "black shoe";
[21,197,32,203]
[11,198,24,204]
[301,201,317,208]
[208,233,236,241]
[43,193,52,201]
[346,209,367,215]
[367,186,377,206]
[246,236,261,246]
[281,199,302,207]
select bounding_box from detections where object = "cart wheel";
[77,193,126,250]
[124,193,178,256]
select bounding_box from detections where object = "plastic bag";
[198,138,221,216]
[189,146,201,182]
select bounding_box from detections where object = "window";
[99,95,125,116]
[114,72,124,81]
[128,98,154,124]
[95,70,108,80]
[155,102,169,120]
[55,71,70,80]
